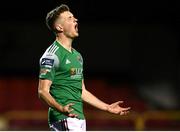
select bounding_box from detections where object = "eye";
[67,15,75,21]
[68,16,73,20]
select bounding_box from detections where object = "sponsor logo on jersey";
[41,58,54,67]
[70,68,83,79]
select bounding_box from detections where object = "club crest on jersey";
[77,56,83,65]
[41,58,54,67]
[70,68,76,75]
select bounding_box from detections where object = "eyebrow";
[67,15,75,20]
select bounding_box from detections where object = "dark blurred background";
[0,0,180,130]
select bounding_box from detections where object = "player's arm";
[81,80,131,115]
[38,79,78,118]
[81,79,109,111]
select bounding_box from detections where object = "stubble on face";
[56,11,79,38]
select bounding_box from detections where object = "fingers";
[120,110,130,115]
[64,103,79,118]
[65,103,74,112]
[120,107,131,115]
[67,108,74,113]
[111,101,131,110]
[121,107,131,111]
[108,101,131,115]
[125,107,131,110]
[114,101,123,105]
[110,101,123,108]
[66,103,74,107]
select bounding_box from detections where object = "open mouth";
[75,23,78,32]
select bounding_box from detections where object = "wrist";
[56,104,64,112]
[104,104,109,112]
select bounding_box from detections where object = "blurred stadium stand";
[0,78,180,131]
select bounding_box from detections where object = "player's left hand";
[107,101,131,115]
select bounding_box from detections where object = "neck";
[56,35,73,52]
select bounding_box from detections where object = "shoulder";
[46,43,60,55]
[40,44,59,59]
[39,44,60,68]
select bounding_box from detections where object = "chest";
[59,53,83,72]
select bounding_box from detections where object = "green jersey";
[39,41,85,123]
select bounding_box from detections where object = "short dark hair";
[46,4,70,33]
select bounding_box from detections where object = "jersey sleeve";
[39,53,59,81]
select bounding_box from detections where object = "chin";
[74,33,79,37]
[71,34,79,39]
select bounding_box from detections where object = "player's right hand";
[62,103,78,118]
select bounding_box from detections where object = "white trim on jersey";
[48,44,59,54]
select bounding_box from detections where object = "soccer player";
[38,4,131,131]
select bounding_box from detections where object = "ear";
[55,24,63,32]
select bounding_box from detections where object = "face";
[56,11,79,38]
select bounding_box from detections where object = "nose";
[74,18,78,22]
